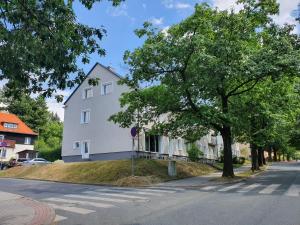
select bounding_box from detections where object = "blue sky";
[47,0,300,119]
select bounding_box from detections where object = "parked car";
[23,158,52,165]
[16,158,28,166]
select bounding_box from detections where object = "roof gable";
[64,63,124,105]
[0,112,38,136]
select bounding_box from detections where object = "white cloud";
[212,0,299,32]
[162,0,192,10]
[142,3,147,9]
[175,2,192,9]
[106,3,128,17]
[150,17,164,26]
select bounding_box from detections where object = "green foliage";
[110,2,299,177]
[0,0,123,100]
[35,121,63,162]
[187,144,203,162]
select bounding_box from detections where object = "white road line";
[54,215,67,222]
[91,189,163,196]
[48,203,95,214]
[97,188,176,194]
[218,183,245,192]
[259,184,280,194]
[83,191,149,200]
[201,186,217,191]
[44,197,114,208]
[65,194,129,203]
[237,183,261,193]
[132,188,176,194]
[285,184,300,197]
[150,187,185,191]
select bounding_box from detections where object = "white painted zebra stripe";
[285,184,300,197]
[83,191,149,200]
[259,184,280,194]
[150,187,185,191]
[92,189,163,196]
[54,215,67,222]
[218,183,245,192]
[201,186,217,191]
[136,188,176,193]
[44,197,114,208]
[237,183,261,193]
[65,194,129,203]
[48,203,95,214]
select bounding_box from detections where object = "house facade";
[62,63,241,162]
[0,112,38,161]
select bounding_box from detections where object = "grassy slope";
[0,159,216,186]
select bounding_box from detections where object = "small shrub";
[232,156,239,164]
[238,157,246,164]
[187,144,203,162]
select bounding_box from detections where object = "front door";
[81,141,90,159]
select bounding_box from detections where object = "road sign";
[130,127,137,137]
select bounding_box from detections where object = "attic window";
[3,123,18,129]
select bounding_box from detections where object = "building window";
[3,123,17,129]
[73,141,80,150]
[82,88,93,99]
[80,110,90,124]
[24,137,31,145]
[0,149,6,158]
[101,82,113,95]
[145,134,159,152]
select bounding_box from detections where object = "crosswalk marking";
[201,186,217,191]
[48,203,95,214]
[54,215,67,222]
[259,184,280,194]
[218,183,245,192]
[151,187,184,191]
[237,183,261,193]
[84,191,149,200]
[137,188,176,193]
[65,194,129,203]
[44,197,115,208]
[92,189,163,196]
[285,184,300,197]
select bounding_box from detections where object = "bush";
[38,148,61,162]
[238,157,246,164]
[187,144,203,162]
[232,156,239,164]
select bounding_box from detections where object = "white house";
[62,63,240,162]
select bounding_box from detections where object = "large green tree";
[0,0,123,100]
[110,1,300,177]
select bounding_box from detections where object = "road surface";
[0,162,299,225]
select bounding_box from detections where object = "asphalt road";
[0,162,299,225]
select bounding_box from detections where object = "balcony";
[0,139,16,148]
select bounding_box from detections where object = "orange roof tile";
[0,112,38,136]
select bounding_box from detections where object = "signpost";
[130,127,137,176]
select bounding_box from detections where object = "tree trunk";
[221,126,234,177]
[262,149,266,165]
[258,147,263,167]
[251,143,259,171]
[278,153,281,161]
[283,154,285,161]
[273,148,277,161]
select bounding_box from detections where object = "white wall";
[62,64,132,157]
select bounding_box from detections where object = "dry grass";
[0,159,217,186]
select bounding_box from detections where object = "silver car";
[23,158,52,165]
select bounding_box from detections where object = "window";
[24,137,31,145]
[3,123,17,129]
[82,88,93,99]
[145,134,159,152]
[0,135,4,141]
[73,141,80,150]
[83,141,89,154]
[0,149,7,158]
[80,110,90,124]
[101,82,113,95]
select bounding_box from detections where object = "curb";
[0,192,56,225]
[19,197,56,225]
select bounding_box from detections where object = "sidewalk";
[0,191,55,225]
[156,165,251,188]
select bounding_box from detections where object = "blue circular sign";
[130,127,137,137]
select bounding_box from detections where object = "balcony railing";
[0,139,16,148]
